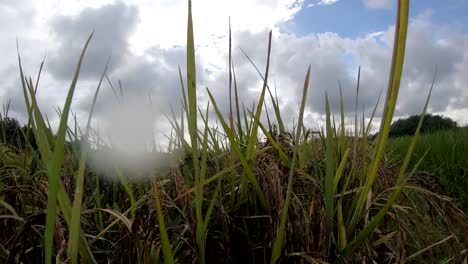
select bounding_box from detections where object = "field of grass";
[388,127,468,210]
[1,0,467,263]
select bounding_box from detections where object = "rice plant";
[0,0,467,263]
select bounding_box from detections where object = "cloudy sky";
[1,0,467,146]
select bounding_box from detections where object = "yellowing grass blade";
[347,0,409,235]
[345,66,435,255]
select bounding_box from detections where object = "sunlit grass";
[388,127,468,210]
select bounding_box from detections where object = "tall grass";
[18,33,98,264]
[388,127,468,210]
[1,0,467,263]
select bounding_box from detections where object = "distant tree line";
[1,113,461,147]
[0,115,37,149]
[388,114,458,138]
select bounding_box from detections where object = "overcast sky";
[1,0,467,145]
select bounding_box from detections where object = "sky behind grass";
[1,0,467,144]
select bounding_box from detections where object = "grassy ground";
[388,127,468,210]
[1,0,467,263]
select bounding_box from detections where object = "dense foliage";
[389,114,458,137]
[0,116,22,145]
[0,116,38,149]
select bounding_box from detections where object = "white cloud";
[125,0,304,54]
[202,12,468,127]
[1,0,467,140]
[0,0,304,124]
[306,0,338,7]
[318,0,339,5]
[363,0,394,9]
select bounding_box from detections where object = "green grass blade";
[199,105,222,229]
[243,103,252,138]
[68,57,109,264]
[199,104,210,184]
[345,65,435,255]
[271,66,310,264]
[333,148,349,194]
[324,93,336,223]
[18,33,95,264]
[114,166,136,218]
[339,82,346,155]
[178,65,188,115]
[243,30,272,200]
[264,100,272,131]
[347,0,409,234]
[232,62,243,141]
[42,32,94,264]
[354,66,360,140]
[365,88,383,137]
[151,180,175,264]
[228,17,234,132]
[203,175,222,230]
[256,116,291,167]
[337,199,347,251]
[207,88,267,208]
[186,1,205,261]
[267,83,285,135]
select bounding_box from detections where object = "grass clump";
[1,0,467,263]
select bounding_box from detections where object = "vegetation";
[0,115,22,146]
[388,127,468,210]
[389,114,458,138]
[0,112,37,149]
[1,0,467,263]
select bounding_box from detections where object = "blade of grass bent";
[344,65,435,255]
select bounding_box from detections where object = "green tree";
[389,114,458,138]
[0,115,38,148]
[0,116,23,146]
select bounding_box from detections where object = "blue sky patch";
[285,0,468,37]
